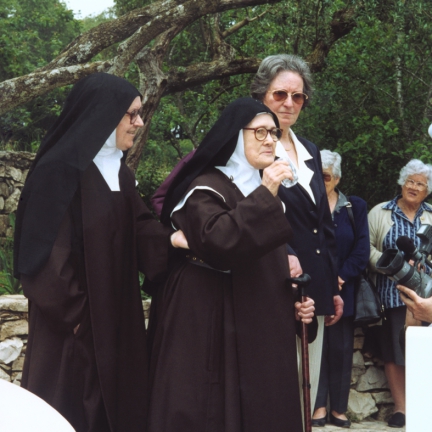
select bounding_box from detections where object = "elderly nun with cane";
[147,97,316,432]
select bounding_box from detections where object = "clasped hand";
[295,297,315,324]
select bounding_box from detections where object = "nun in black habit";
[148,97,316,432]
[14,73,185,432]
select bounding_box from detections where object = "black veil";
[160,97,279,224]
[14,73,141,277]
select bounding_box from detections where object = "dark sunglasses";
[243,127,283,142]
[322,173,333,182]
[125,106,144,124]
[267,90,308,104]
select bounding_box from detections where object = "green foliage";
[300,0,432,206]
[0,0,80,80]
[3,0,432,211]
[0,0,80,150]
[1,86,72,151]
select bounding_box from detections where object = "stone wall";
[0,151,35,239]
[349,326,394,422]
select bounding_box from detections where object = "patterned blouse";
[376,196,432,308]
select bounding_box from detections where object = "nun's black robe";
[20,162,171,432]
[147,168,303,432]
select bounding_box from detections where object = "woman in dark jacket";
[250,54,343,416]
[312,150,370,428]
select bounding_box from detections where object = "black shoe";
[329,412,351,428]
[388,412,405,428]
[311,415,326,427]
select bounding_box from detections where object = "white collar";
[215,129,262,197]
[93,129,123,191]
[275,129,315,203]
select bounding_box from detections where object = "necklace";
[283,134,295,152]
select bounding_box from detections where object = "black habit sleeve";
[171,184,292,270]
[134,191,173,282]
[20,208,87,332]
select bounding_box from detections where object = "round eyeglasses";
[267,90,308,104]
[243,127,283,142]
[125,107,144,124]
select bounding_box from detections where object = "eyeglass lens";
[255,127,282,142]
[128,107,144,124]
[272,90,307,104]
[405,179,427,190]
[323,174,332,182]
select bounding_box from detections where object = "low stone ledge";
[348,389,379,421]
[0,337,23,364]
[0,319,28,341]
[0,295,28,313]
[0,295,394,421]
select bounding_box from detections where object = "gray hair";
[250,54,313,108]
[398,159,432,193]
[321,149,342,178]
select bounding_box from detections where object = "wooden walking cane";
[287,274,312,432]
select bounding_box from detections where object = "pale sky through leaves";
[64,0,115,17]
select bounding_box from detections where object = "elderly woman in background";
[369,159,432,428]
[311,150,370,428]
[250,54,342,415]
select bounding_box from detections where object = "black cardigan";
[278,136,339,316]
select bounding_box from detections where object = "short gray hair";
[398,159,432,193]
[321,149,342,178]
[250,54,313,108]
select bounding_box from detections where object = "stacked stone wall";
[349,326,394,422]
[0,151,35,239]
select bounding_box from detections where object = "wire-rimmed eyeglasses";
[267,90,308,105]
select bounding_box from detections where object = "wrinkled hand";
[325,295,344,326]
[261,160,293,196]
[288,255,302,278]
[170,230,189,249]
[295,297,315,324]
[398,284,432,323]
[338,276,345,291]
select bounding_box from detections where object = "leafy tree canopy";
[1,0,432,209]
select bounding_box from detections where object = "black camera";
[376,224,432,298]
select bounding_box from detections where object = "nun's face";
[243,114,276,169]
[116,96,144,151]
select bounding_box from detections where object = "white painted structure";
[0,379,75,431]
[406,326,432,432]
